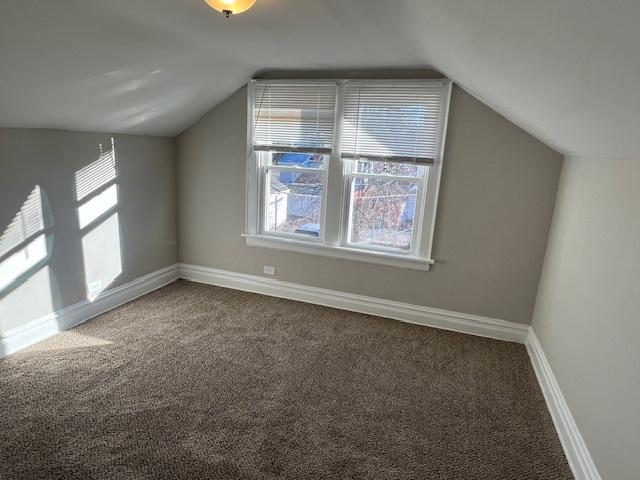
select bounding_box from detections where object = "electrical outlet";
[263,265,276,276]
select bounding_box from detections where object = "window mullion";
[322,80,346,247]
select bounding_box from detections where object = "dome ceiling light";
[204,0,257,18]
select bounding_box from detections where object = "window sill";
[242,234,434,271]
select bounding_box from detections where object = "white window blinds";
[252,82,337,154]
[341,81,445,164]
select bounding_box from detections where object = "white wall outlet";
[263,265,276,276]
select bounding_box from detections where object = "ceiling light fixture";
[204,0,256,18]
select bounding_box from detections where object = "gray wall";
[532,157,640,480]
[0,128,177,336]
[177,85,562,324]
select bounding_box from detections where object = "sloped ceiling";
[1,0,639,158]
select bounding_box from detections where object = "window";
[346,160,425,252]
[245,79,451,270]
[264,153,326,237]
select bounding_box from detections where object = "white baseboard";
[526,329,601,480]
[178,263,530,343]
[0,264,179,357]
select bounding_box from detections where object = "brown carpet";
[0,280,572,479]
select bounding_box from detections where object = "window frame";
[245,78,452,271]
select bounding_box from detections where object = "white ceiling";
[2,0,640,158]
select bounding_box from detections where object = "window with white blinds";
[246,78,450,269]
[252,82,337,154]
[341,81,444,164]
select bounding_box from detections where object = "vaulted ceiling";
[2,0,639,158]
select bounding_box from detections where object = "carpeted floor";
[0,280,572,479]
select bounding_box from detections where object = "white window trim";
[244,78,452,271]
[242,233,434,270]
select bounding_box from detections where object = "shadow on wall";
[0,138,123,352]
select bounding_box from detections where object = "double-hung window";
[245,79,451,270]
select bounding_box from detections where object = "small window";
[246,79,450,270]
